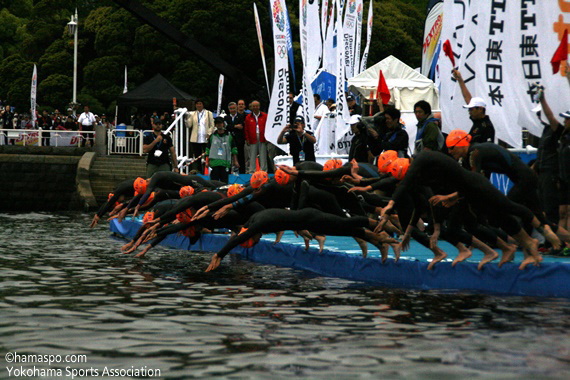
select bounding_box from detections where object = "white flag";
[31,64,37,128]
[353,0,363,75]
[335,0,350,144]
[342,0,358,78]
[321,0,329,41]
[123,65,128,94]
[321,0,336,74]
[216,74,224,115]
[254,3,271,98]
[300,0,322,80]
[265,0,291,152]
[359,0,373,73]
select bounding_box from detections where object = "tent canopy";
[348,55,439,111]
[117,73,196,108]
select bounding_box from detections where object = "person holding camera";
[143,119,179,177]
[277,116,316,165]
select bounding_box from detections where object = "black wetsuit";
[96,178,136,218]
[137,172,222,206]
[393,151,534,236]
[216,208,372,259]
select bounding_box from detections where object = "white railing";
[0,128,95,147]
[107,128,146,155]
[167,108,191,174]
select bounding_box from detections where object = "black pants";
[81,125,94,147]
[210,166,229,184]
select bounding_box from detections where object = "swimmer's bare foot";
[452,244,471,267]
[498,244,517,267]
[427,248,447,270]
[391,243,401,262]
[544,225,562,250]
[315,235,326,252]
[354,237,368,258]
[379,243,389,263]
[519,255,538,270]
[274,230,285,244]
[478,251,499,270]
[135,245,152,258]
[121,241,134,252]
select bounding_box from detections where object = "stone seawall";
[0,147,90,211]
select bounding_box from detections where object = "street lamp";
[67,9,78,115]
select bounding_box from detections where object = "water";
[1,212,570,379]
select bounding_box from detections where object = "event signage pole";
[67,9,78,116]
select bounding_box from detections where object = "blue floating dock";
[110,219,570,298]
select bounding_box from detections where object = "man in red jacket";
[244,100,268,173]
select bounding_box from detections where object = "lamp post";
[67,9,78,115]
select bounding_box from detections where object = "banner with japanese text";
[439,0,570,147]
[265,0,291,152]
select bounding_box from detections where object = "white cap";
[349,114,362,124]
[463,97,486,109]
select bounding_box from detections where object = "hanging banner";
[315,113,354,154]
[123,65,128,94]
[30,65,37,128]
[283,0,297,92]
[265,0,291,152]
[343,0,358,78]
[420,1,443,79]
[335,0,351,143]
[216,74,224,115]
[254,3,271,98]
[439,0,570,147]
[353,0,363,75]
[300,0,322,80]
[321,0,336,74]
[359,0,373,73]
[321,0,329,42]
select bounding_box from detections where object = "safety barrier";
[0,128,95,147]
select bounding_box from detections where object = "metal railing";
[107,128,146,155]
[0,128,95,147]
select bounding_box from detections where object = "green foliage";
[0,0,430,113]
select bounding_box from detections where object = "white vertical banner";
[216,74,224,115]
[265,0,291,153]
[439,0,570,147]
[123,65,128,94]
[353,0,363,75]
[299,0,315,131]
[321,0,329,41]
[254,2,271,98]
[335,0,350,146]
[359,0,373,73]
[31,64,37,128]
[300,0,322,80]
[322,0,336,74]
[420,2,443,77]
[342,0,358,78]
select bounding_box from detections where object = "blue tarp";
[111,219,570,298]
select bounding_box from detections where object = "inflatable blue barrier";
[110,219,570,298]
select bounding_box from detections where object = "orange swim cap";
[142,211,155,224]
[446,129,472,148]
[133,177,148,195]
[176,209,194,224]
[377,150,398,173]
[227,183,244,197]
[250,171,269,189]
[179,186,195,198]
[389,158,410,180]
[238,227,257,248]
[323,159,343,171]
[274,169,291,186]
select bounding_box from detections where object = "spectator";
[347,95,363,116]
[237,99,250,170]
[277,115,316,165]
[224,101,246,173]
[312,94,328,132]
[37,110,53,146]
[288,92,301,125]
[64,116,77,131]
[77,105,96,147]
[348,115,369,163]
[452,69,495,143]
[205,117,239,183]
[244,100,268,173]
[0,105,14,145]
[378,107,409,157]
[413,100,443,155]
[143,119,179,177]
[185,99,214,172]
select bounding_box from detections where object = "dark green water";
[1,212,569,379]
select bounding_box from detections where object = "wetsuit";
[137,172,221,206]
[216,208,373,260]
[96,178,136,218]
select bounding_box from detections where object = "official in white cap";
[453,69,496,144]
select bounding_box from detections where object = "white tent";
[347,55,439,111]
